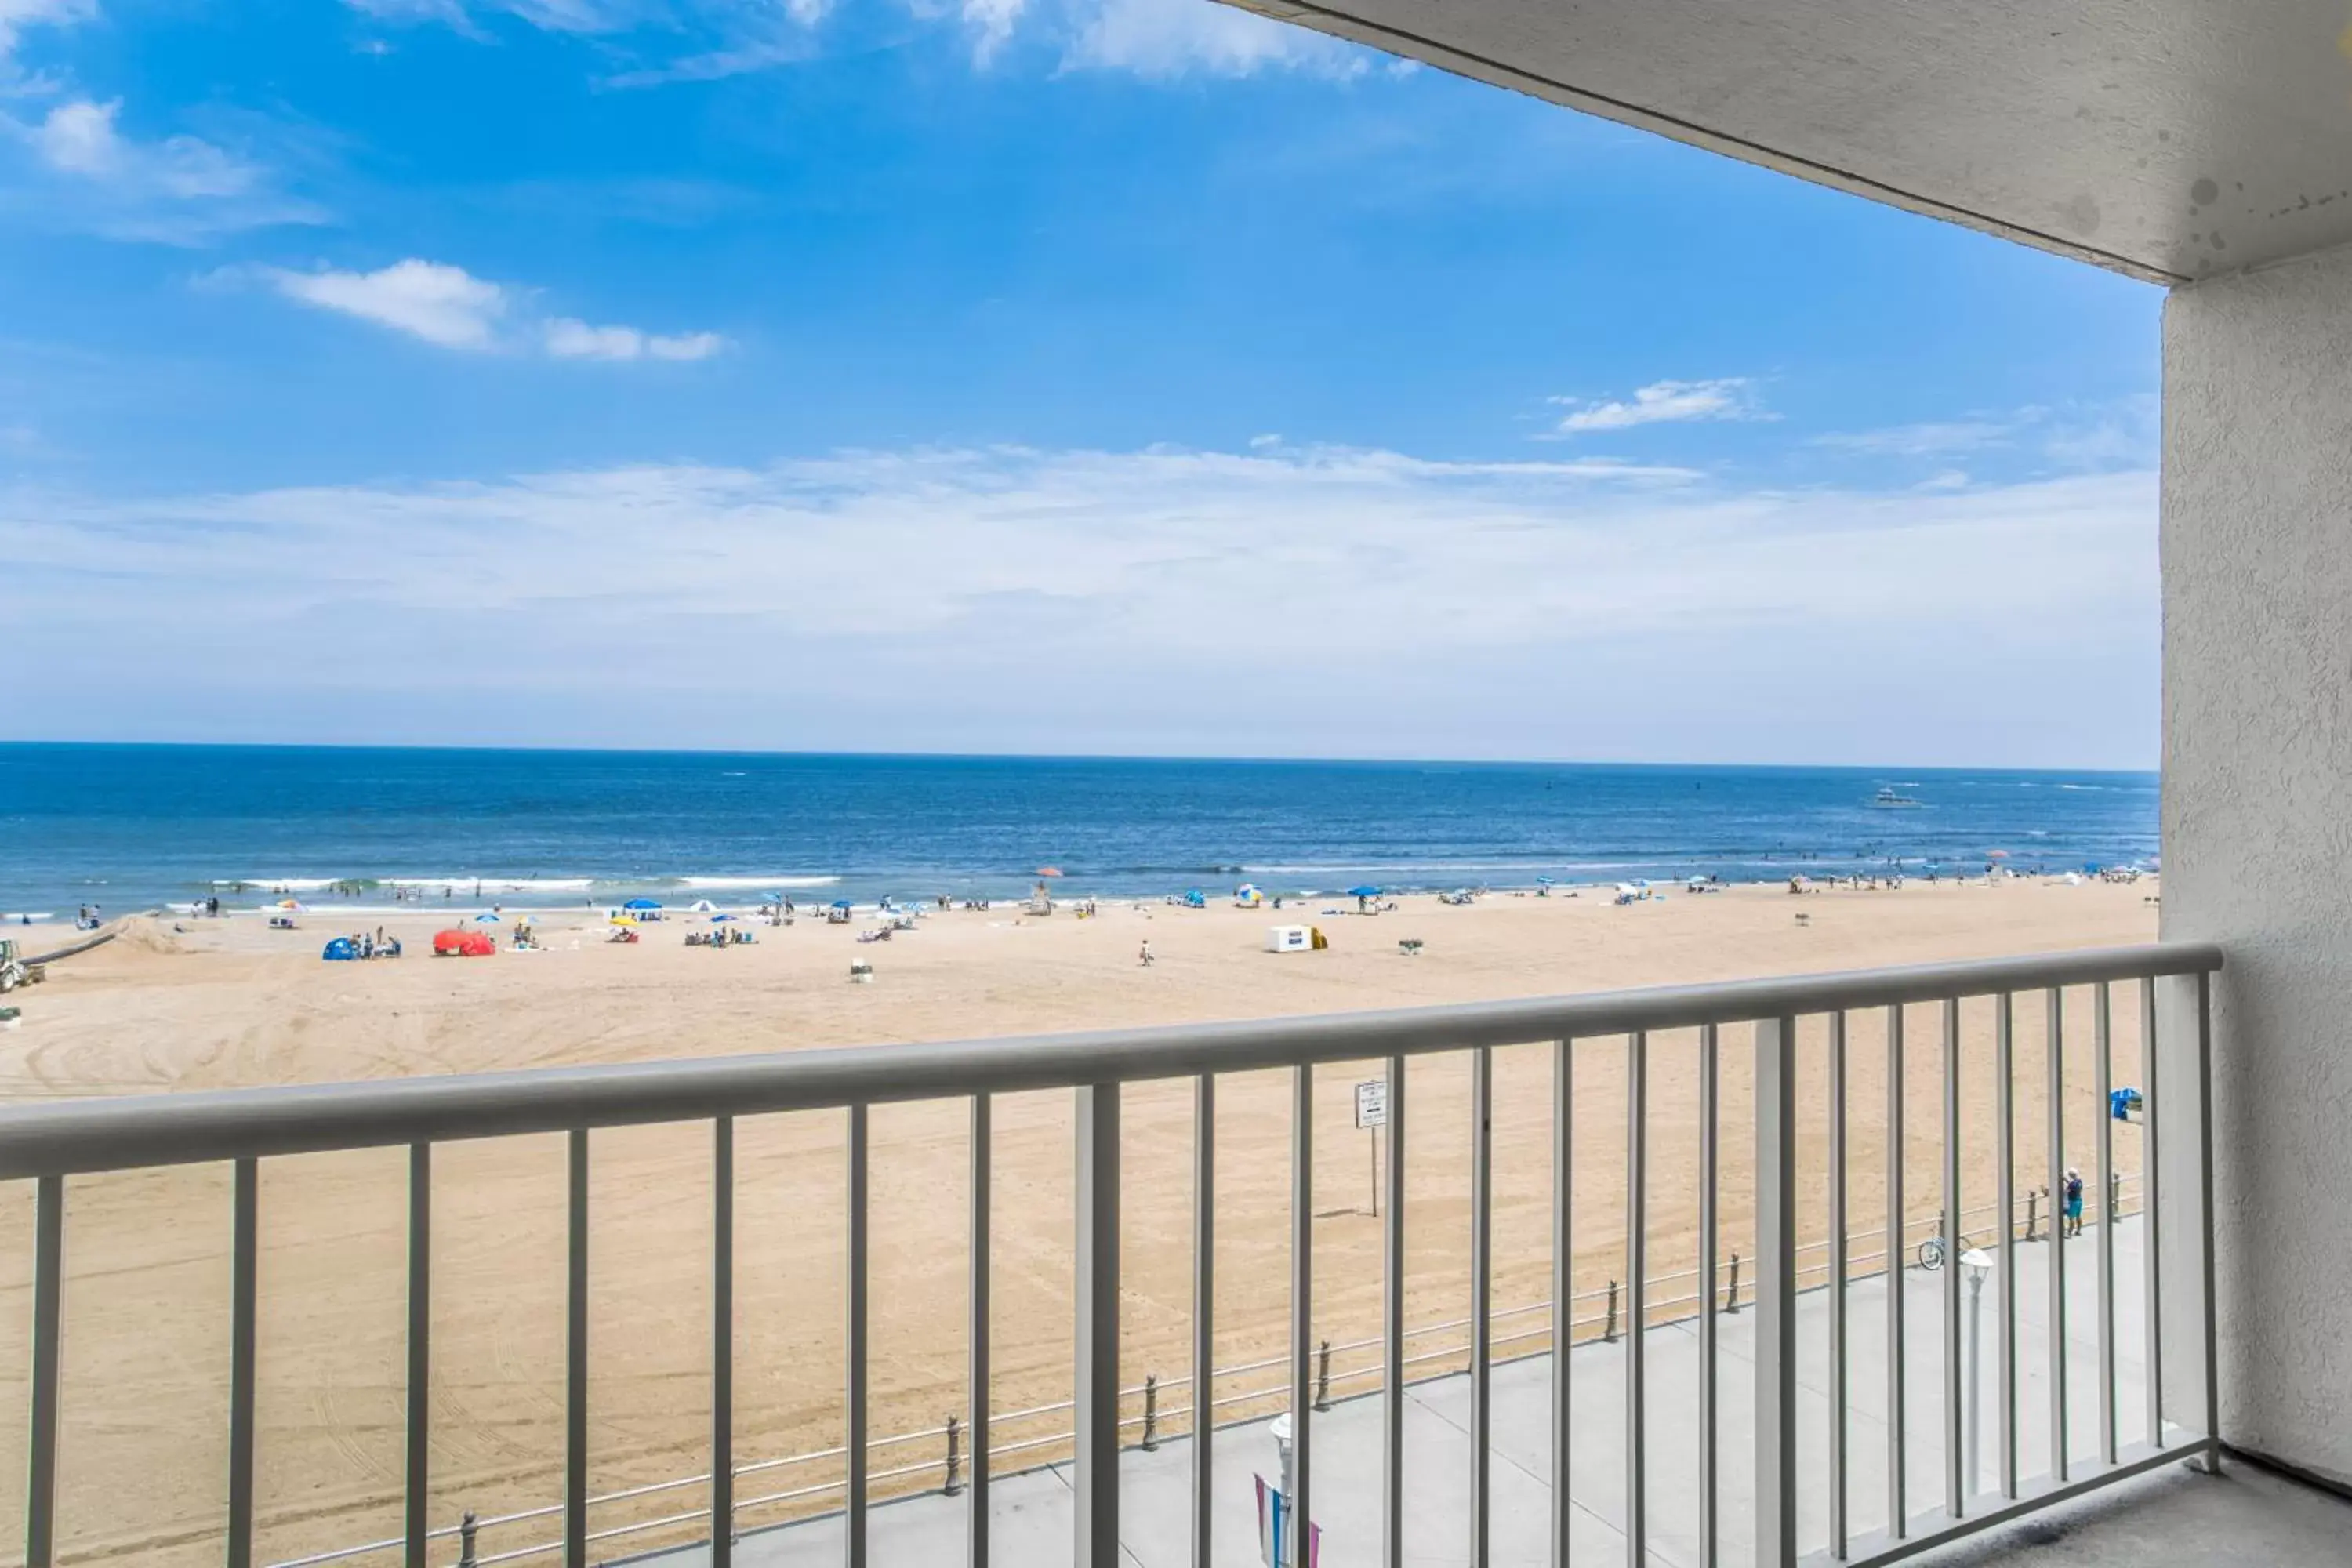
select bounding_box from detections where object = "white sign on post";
[1353,1079,1387,1129]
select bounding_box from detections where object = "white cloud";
[962,0,1025,63]
[1059,0,1369,78]
[256,258,728,360]
[32,100,260,198]
[1811,419,2013,457]
[349,0,1382,82]
[2,97,321,242]
[1813,398,2156,474]
[0,441,2159,764]
[1551,378,1758,434]
[0,0,91,69]
[266,259,509,348]
[543,316,727,361]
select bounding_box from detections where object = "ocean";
[0,744,2158,920]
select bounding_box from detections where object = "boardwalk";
[640,1219,2194,1567]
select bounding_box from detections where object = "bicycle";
[1917,1234,1947,1271]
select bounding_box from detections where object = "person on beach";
[1138,939,1154,967]
[2063,1167,2085,1236]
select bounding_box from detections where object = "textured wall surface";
[2163,244,2352,1486]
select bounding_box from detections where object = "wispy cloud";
[1813,398,2156,474]
[543,316,726,361]
[250,257,730,361]
[1811,419,2013,457]
[1549,378,1759,434]
[347,0,1386,82]
[1,97,323,242]
[0,441,2158,762]
[0,0,92,74]
[1058,0,1371,79]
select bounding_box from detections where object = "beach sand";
[0,879,2160,1565]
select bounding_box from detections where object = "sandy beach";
[0,878,2161,1566]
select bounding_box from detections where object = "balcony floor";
[1896,1458,2350,1566]
[631,1217,2352,1566]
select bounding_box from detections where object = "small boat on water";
[1869,786,1925,808]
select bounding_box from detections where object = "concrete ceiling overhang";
[1229,0,2352,284]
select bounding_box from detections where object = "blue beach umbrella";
[831,898,854,910]
[473,912,502,923]
[623,898,662,911]
[710,913,737,922]
[1346,884,1382,898]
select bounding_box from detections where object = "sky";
[0,0,2164,767]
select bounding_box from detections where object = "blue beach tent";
[321,937,360,961]
[622,898,662,911]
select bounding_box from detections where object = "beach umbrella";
[830,898,854,910]
[1346,884,1381,898]
[609,913,637,927]
[710,913,736,922]
[759,891,783,902]
[473,912,501,923]
[689,898,717,913]
[276,899,305,912]
[1987,850,2010,861]
[623,898,662,910]
[1036,866,1065,877]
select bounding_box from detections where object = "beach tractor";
[0,941,44,994]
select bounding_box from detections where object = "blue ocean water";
[0,745,2158,920]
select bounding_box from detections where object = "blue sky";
[1,0,2163,765]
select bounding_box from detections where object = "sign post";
[1354,1079,1388,1217]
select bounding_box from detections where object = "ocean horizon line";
[0,738,2162,778]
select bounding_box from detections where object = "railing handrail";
[0,941,2217,1178]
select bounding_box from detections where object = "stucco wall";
[2163,243,2352,1486]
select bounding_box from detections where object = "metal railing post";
[1076,1083,1122,1568]
[1604,1279,1619,1341]
[1699,1023,1720,1568]
[457,1511,479,1568]
[227,1157,258,1568]
[1725,1254,1740,1315]
[1755,1014,1798,1568]
[407,1143,433,1568]
[945,1414,964,1494]
[972,1092,993,1568]
[847,1106,870,1568]
[1194,1074,1215,1568]
[1315,1340,1333,1412]
[566,1129,590,1568]
[2154,971,2221,1470]
[1289,1065,1314,1568]
[1142,1376,1160,1449]
[1548,1039,1571,1568]
[712,1120,733,1568]
[25,1175,60,1568]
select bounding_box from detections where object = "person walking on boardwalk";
[2063,1167,2085,1237]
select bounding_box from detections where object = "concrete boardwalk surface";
[634,1219,2339,1567]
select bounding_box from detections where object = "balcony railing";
[0,941,2223,1568]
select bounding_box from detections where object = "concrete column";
[2162,242,2352,1490]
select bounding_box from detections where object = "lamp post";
[1959,1247,1994,1501]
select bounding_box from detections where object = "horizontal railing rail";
[0,942,2220,1178]
[6,941,2222,1568]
